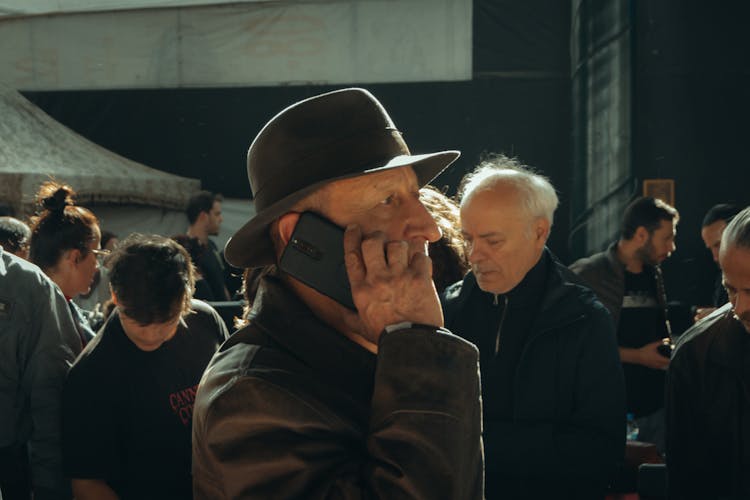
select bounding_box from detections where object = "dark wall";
[24,0,574,261]
[632,1,750,306]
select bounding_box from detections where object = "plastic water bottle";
[626,412,639,441]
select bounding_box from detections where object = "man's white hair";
[720,206,750,256]
[458,154,559,226]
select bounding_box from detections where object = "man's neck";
[616,239,645,274]
[187,225,209,245]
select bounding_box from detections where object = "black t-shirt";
[618,268,668,416]
[62,300,228,500]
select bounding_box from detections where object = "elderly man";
[0,216,31,260]
[191,88,483,499]
[442,155,624,499]
[571,197,679,453]
[666,206,750,499]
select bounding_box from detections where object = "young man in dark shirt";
[571,196,679,452]
[62,234,228,499]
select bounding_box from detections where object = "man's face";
[207,201,223,236]
[701,219,727,264]
[637,220,676,266]
[118,309,182,351]
[460,184,548,295]
[318,166,441,252]
[721,245,750,333]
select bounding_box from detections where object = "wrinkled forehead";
[317,165,418,202]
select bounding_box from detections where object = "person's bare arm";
[72,479,119,500]
[619,340,670,369]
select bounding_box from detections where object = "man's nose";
[466,241,482,264]
[410,199,442,243]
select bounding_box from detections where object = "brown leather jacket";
[192,273,484,499]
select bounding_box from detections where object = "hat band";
[252,128,410,211]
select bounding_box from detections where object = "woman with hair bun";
[29,182,103,344]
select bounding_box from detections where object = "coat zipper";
[493,294,508,355]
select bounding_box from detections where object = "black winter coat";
[442,250,626,499]
[666,303,750,499]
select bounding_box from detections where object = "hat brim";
[224,150,460,268]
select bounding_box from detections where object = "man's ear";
[534,218,551,249]
[277,212,302,247]
[635,226,649,244]
[65,248,83,266]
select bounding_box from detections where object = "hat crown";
[247,88,409,212]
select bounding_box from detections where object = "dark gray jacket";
[443,250,625,499]
[0,247,82,498]
[192,272,484,499]
[569,242,626,325]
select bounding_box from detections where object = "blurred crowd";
[1,88,748,500]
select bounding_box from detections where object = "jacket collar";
[248,270,376,396]
[447,248,592,330]
[606,241,627,280]
[705,306,747,375]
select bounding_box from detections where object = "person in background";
[419,185,469,293]
[0,216,31,260]
[694,203,742,321]
[570,196,679,453]
[172,234,214,301]
[185,191,230,301]
[192,88,483,499]
[29,182,104,345]
[442,154,624,499]
[666,206,750,499]
[62,234,228,500]
[74,230,119,322]
[1,245,82,500]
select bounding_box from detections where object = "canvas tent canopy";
[0,84,201,216]
[0,84,255,249]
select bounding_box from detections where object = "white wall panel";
[0,0,471,90]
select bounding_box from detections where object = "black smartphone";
[278,212,355,310]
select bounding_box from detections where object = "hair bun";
[41,186,74,214]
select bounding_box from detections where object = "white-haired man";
[442,155,625,499]
[666,206,750,499]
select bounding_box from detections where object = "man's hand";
[636,340,671,370]
[343,224,443,344]
[693,307,716,322]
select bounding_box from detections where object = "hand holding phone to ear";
[344,224,443,344]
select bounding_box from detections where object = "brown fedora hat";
[224,88,460,268]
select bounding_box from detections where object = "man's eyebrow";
[461,231,504,239]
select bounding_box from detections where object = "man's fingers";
[361,232,388,276]
[385,240,408,273]
[407,239,431,273]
